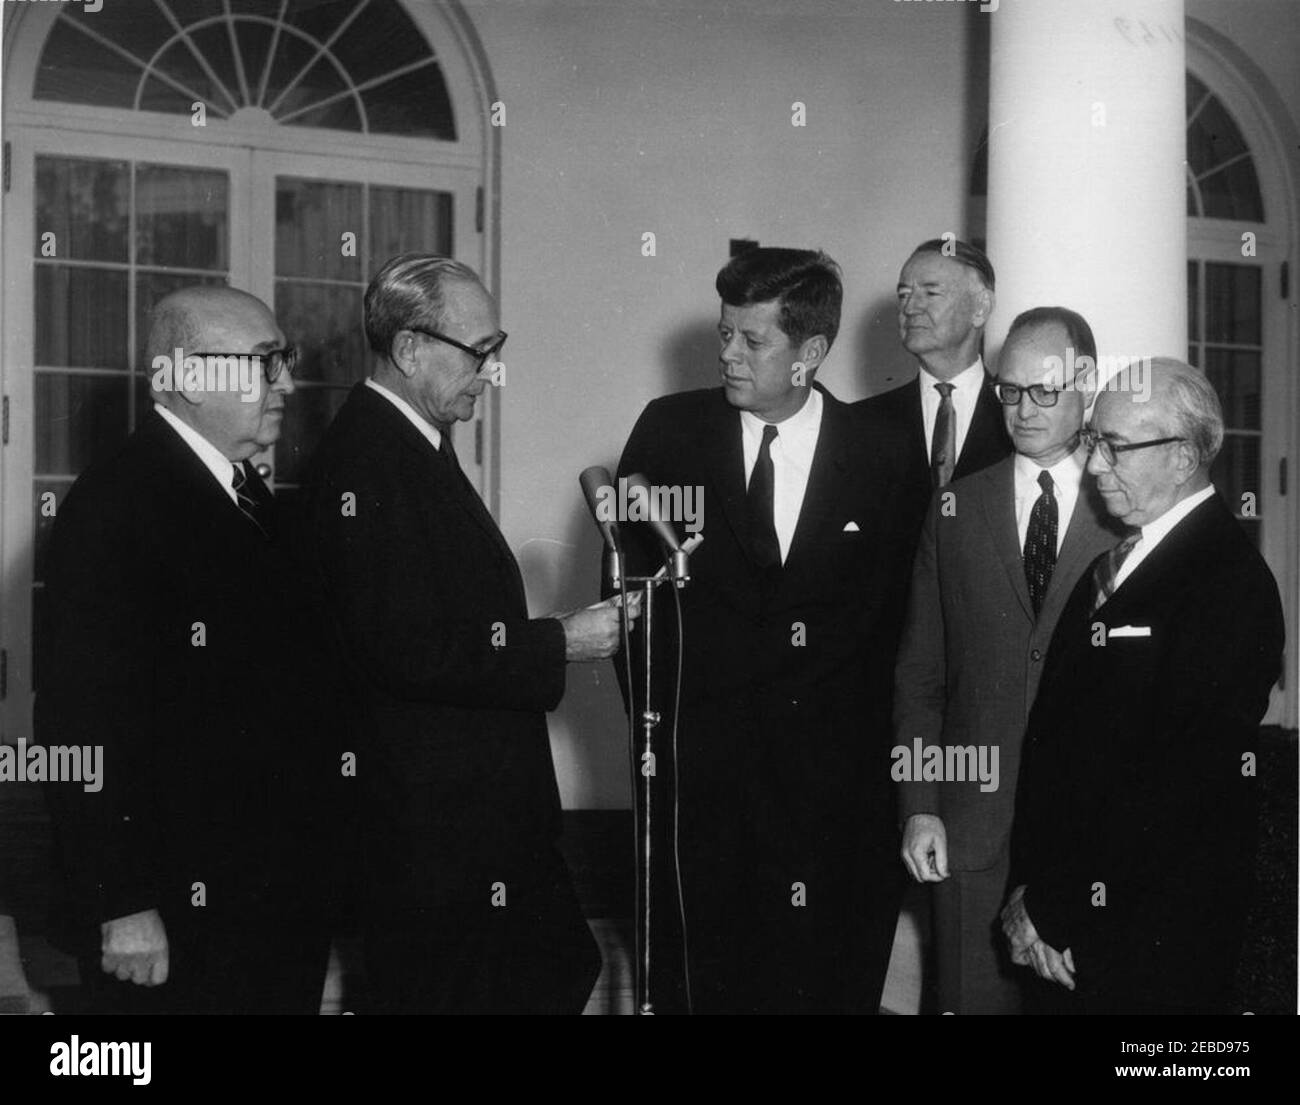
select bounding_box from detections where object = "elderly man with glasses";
[38,285,344,1013]
[300,253,630,1013]
[894,305,1121,1013]
[1004,357,1285,1014]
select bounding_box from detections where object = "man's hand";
[1000,885,1076,990]
[101,909,169,986]
[901,813,949,882]
[558,593,642,661]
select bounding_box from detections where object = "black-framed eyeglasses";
[1080,428,1185,466]
[991,381,1062,408]
[189,346,299,383]
[410,327,508,371]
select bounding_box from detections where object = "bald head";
[147,286,275,366]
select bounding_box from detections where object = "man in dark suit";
[859,238,1011,521]
[37,286,340,1013]
[895,307,1121,1014]
[302,253,625,1013]
[1004,358,1285,1014]
[614,247,913,1013]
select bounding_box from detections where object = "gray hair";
[364,252,483,357]
[1147,357,1225,468]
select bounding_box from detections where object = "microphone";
[580,465,623,589]
[625,471,690,586]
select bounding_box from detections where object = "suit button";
[790,698,799,709]
[1031,649,1042,662]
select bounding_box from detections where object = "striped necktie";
[1023,469,1058,617]
[1090,532,1140,614]
[931,381,956,488]
[231,460,274,538]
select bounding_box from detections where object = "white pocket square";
[1109,625,1151,638]
[842,521,861,532]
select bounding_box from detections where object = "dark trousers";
[931,853,1025,1014]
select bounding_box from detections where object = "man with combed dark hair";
[302,252,626,1013]
[38,285,341,1013]
[894,306,1121,1013]
[1005,358,1284,1013]
[613,246,914,1013]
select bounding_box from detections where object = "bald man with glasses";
[38,285,343,1013]
[894,306,1121,1014]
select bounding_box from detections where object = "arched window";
[34,0,456,138]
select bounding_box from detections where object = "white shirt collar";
[1137,484,1216,547]
[1013,445,1086,499]
[153,402,238,504]
[738,386,823,472]
[365,377,443,453]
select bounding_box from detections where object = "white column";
[986,0,1187,371]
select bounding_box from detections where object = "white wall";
[467,0,980,807]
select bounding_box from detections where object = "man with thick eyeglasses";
[895,306,1119,1014]
[38,285,343,1013]
[302,252,625,1013]
[1005,358,1285,1014]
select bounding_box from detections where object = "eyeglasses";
[1080,428,1185,466]
[410,327,508,372]
[991,381,1062,408]
[189,346,299,383]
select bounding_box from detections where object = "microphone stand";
[619,550,688,1016]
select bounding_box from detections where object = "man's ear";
[798,334,828,375]
[390,331,420,378]
[972,286,994,328]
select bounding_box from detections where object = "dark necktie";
[931,381,956,488]
[439,431,461,473]
[230,460,274,537]
[1090,531,1141,614]
[1023,469,1058,617]
[748,423,780,568]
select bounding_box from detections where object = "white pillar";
[986,0,1186,371]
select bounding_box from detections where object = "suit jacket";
[857,373,1012,555]
[614,384,915,1010]
[36,411,341,952]
[894,453,1122,872]
[1012,493,1284,1009]
[301,383,596,1011]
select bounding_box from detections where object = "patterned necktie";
[748,423,780,567]
[931,381,956,488]
[1090,531,1141,614]
[230,460,274,538]
[1023,469,1058,617]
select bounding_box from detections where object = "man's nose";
[1016,391,1037,419]
[273,368,295,396]
[720,335,743,363]
[1085,447,1106,475]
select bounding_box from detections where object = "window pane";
[35,266,129,369]
[1203,348,1261,430]
[35,373,131,475]
[136,165,230,271]
[276,58,357,128]
[362,65,456,140]
[1211,434,1260,517]
[329,4,433,88]
[276,282,365,385]
[1187,260,1198,341]
[369,187,453,268]
[33,479,72,584]
[276,178,364,280]
[35,157,129,263]
[1199,158,1265,223]
[1205,263,1261,345]
[275,385,350,484]
[34,18,148,109]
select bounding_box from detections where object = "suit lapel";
[702,391,756,566]
[954,379,1006,480]
[980,458,1034,621]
